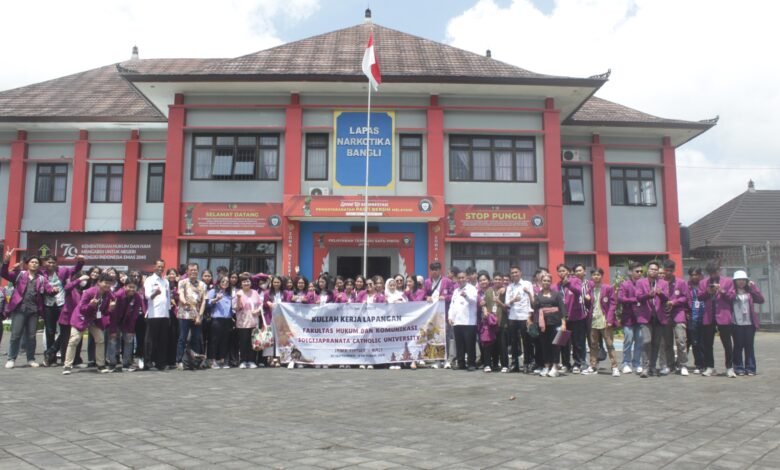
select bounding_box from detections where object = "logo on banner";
[334,111,395,188]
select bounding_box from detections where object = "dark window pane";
[400,149,421,181]
[473,150,491,180]
[611,179,625,205]
[494,151,512,181]
[451,150,470,180]
[194,136,212,146]
[515,151,534,181]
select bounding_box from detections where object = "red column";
[121,130,140,231]
[661,137,682,269]
[591,134,610,279]
[281,93,302,276]
[4,131,27,262]
[161,94,185,267]
[69,130,89,231]
[427,95,444,196]
[543,98,565,270]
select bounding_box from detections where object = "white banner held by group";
[272,301,446,365]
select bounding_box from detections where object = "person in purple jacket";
[41,254,85,366]
[2,249,57,369]
[727,270,764,376]
[699,261,735,377]
[635,260,669,378]
[424,262,454,368]
[404,275,426,302]
[582,268,619,376]
[661,259,690,376]
[107,279,144,372]
[618,262,643,374]
[555,264,586,373]
[62,272,117,375]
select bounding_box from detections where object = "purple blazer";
[354,289,368,303]
[109,288,144,334]
[699,277,735,325]
[58,278,85,325]
[635,278,669,324]
[557,277,586,322]
[311,290,335,305]
[250,273,269,291]
[725,284,765,327]
[587,284,617,327]
[423,276,454,302]
[404,289,426,302]
[70,286,116,331]
[664,277,689,324]
[369,293,386,303]
[1,263,53,316]
[618,280,639,326]
[42,260,84,287]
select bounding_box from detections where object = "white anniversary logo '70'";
[61,243,79,259]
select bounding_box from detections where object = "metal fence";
[684,242,779,324]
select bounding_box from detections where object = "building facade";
[0,20,715,280]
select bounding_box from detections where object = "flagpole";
[363,83,372,278]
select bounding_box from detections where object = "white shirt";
[506,279,534,321]
[144,273,170,319]
[449,283,478,326]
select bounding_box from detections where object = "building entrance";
[336,256,391,279]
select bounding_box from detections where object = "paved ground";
[1,333,780,470]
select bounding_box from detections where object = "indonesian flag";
[361,32,381,91]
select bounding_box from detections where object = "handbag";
[552,329,572,347]
[527,322,540,339]
[252,326,274,351]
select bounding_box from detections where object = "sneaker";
[249,362,258,369]
[621,365,632,374]
[114,366,123,373]
[693,368,701,374]
[640,370,648,378]
[431,363,440,369]
[747,371,756,376]
[612,367,621,377]
[581,367,596,375]
[239,362,247,369]
[359,365,366,369]
[660,367,670,376]
[27,361,40,368]
[138,359,144,369]
[62,367,72,375]
[87,362,97,368]
[559,366,568,374]
[726,368,737,378]
[126,365,138,373]
[680,367,689,376]
[98,366,112,374]
[211,361,221,370]
[222,363,231,370]
[736,370,746,376]
[501,367,509,373]
[533,368,542,375]
[702,367,714,377]
[287,361,295,369]
[367,365,374,370]
[572,366,581,374]
[4,360,14,369]
[635,367,644,375]
[42,354,51,367]
[539,367,549,376]
[176,363,184,371]
[548,366,559,377]
[443,361,452,370]
[484,366,492,373]
[389,365,400,370]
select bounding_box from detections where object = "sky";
[1,0,777,225]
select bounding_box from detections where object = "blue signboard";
[334,111,394,188]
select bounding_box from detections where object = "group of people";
[0,248,764,378]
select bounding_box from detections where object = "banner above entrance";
[181,203,283,237]
[445,205,547,239]
[284,195,443,220]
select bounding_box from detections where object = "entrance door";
[336,256,392,279]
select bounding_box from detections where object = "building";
[686,181,779,322]
[0,14,716,280]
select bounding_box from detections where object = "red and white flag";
[362,32,381,91]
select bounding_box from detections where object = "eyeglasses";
[633,270,643,273]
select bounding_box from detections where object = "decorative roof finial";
[131,45,139,61]
[748,179,756,193]
[486,49,492,58]
[365,7,372,23]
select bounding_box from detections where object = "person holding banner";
[425,262,454,369]
[370,276,386,303]
[354,275,369,303]
[449,270,479,371]
[385,278,406,304]
[285,276,309,303]
[313,275,334,304]
[336,278,357,303]
[404,275,426,302]
[233,274,263,369]
[533,273,567,377]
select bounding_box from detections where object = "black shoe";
[467,366,476,372]
[87,362,97,368]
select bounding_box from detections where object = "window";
[34,164,68,203]
[305,134,328,180]
[400,135,422,181]
[610,167,657,206]
[186,242,276,275]
[449,136,536,182]
[451,243,539,278]
[564,254,596,273]
[562,166,585,205]
[192,134,279,181]
[91,164,123,203]
[146,163,165,203]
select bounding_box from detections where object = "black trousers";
[453,325,477,368]
[541,325,561,365]
[568,319,587,368]
[701,323,734,369]
[237,328,255,364]
[209,318,232,361]
[493,326,509,369]
[144,318,170,368]
[43,305,61,353]
[508,320,534,369]
[134,315,146,358]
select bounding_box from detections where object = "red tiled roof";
[689,190,780,248]
[0,65,165,122]
[568,96,716,129]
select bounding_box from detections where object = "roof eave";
[0,116,167,123]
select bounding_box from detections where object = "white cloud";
[0,0,320,92]
[446,0,780,224]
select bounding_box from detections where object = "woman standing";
[336,279,357,303]
[286,276,309,303]
[232,274,263,369]
[200,269,215,360]
[727,271,764,376]
[354,275,369,303]
[404,275,425,302]
[2,250,55,369]
[207,277,233,369]
[533,273,567,377]
[385,278,406,304]
[264,276,285,367]
[165,268,180,369]
[314,275,334,304]
[370,276,386,303]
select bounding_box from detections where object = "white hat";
[733,270,748,281]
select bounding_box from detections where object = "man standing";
[449,270,478,371]
[425,262,454,368]
[176,263,207,370]
[42,254,84,366]
[144,259,170,371]
[618,262,643,374]
[635,261,669,378]
[505,266,534,373]
[62,273,116,375]
[662,259,690,376]
[556,264,586,373]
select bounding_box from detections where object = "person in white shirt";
[449,270,478,371]
[143,259,170,371]
[505,266,535,373]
